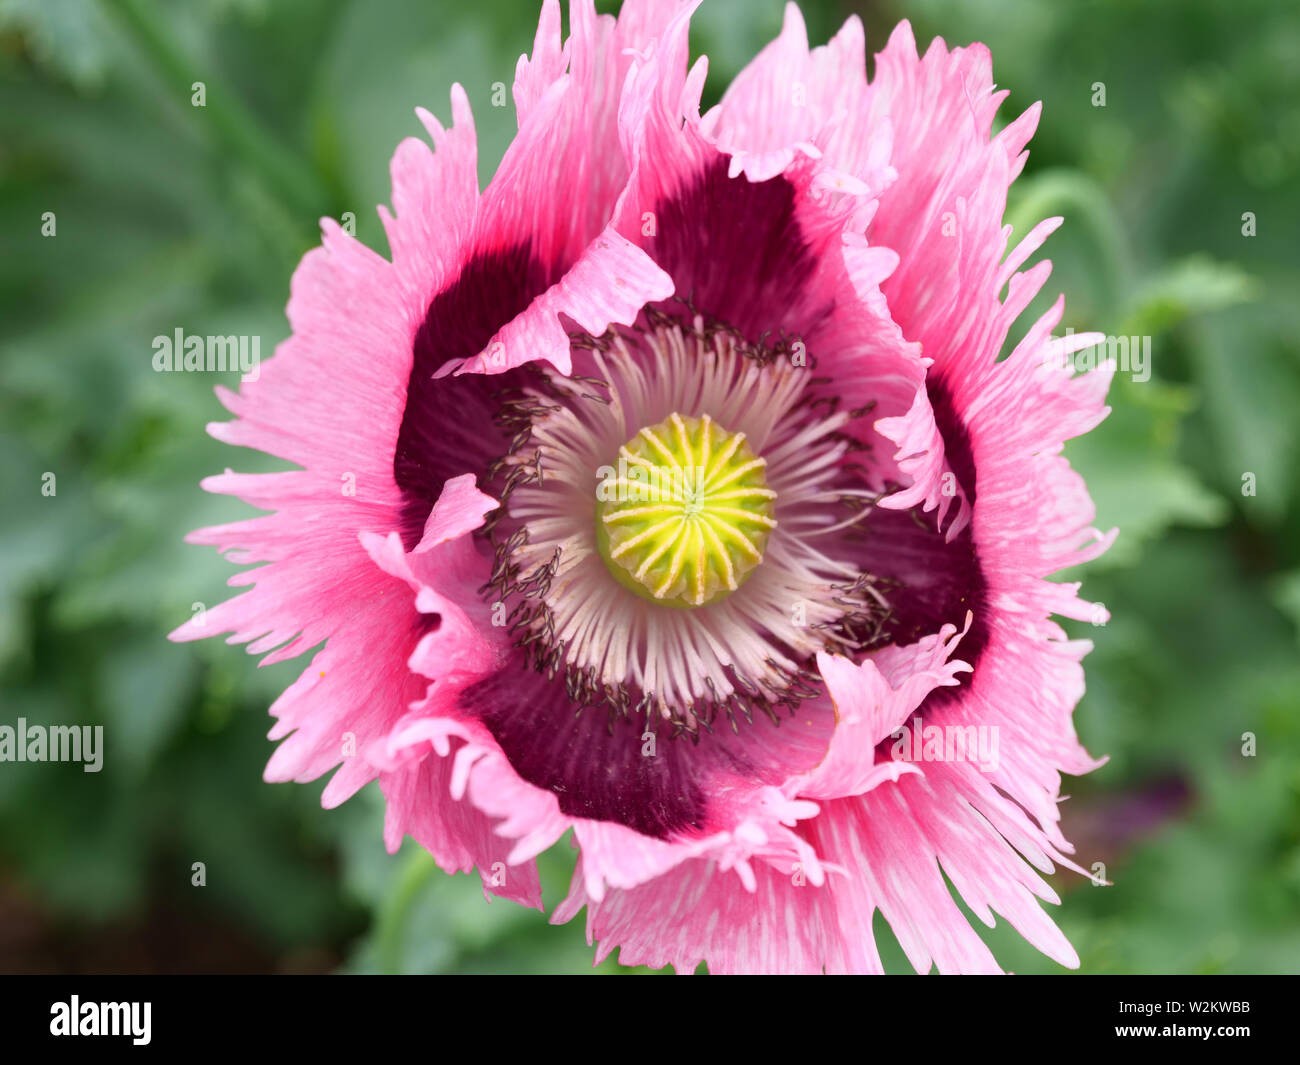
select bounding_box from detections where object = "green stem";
[373,849,438,974]
[99,0,331,226]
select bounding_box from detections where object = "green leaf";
[1186,299,1300,523]
[1065,376,1227,570]
[1116,255,1260,338]
[1272,569,1300,645]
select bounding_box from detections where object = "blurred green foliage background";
[1,0,1297,974]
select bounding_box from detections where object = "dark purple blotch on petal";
[647,156,815,342]
[394,244,554,548]
[850,376,990,710]
[459,663,707,839]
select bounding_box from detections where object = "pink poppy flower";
[173,0,1115,973]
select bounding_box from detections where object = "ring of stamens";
[481,313,889,732]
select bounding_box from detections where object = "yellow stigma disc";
[595,413,777,607]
